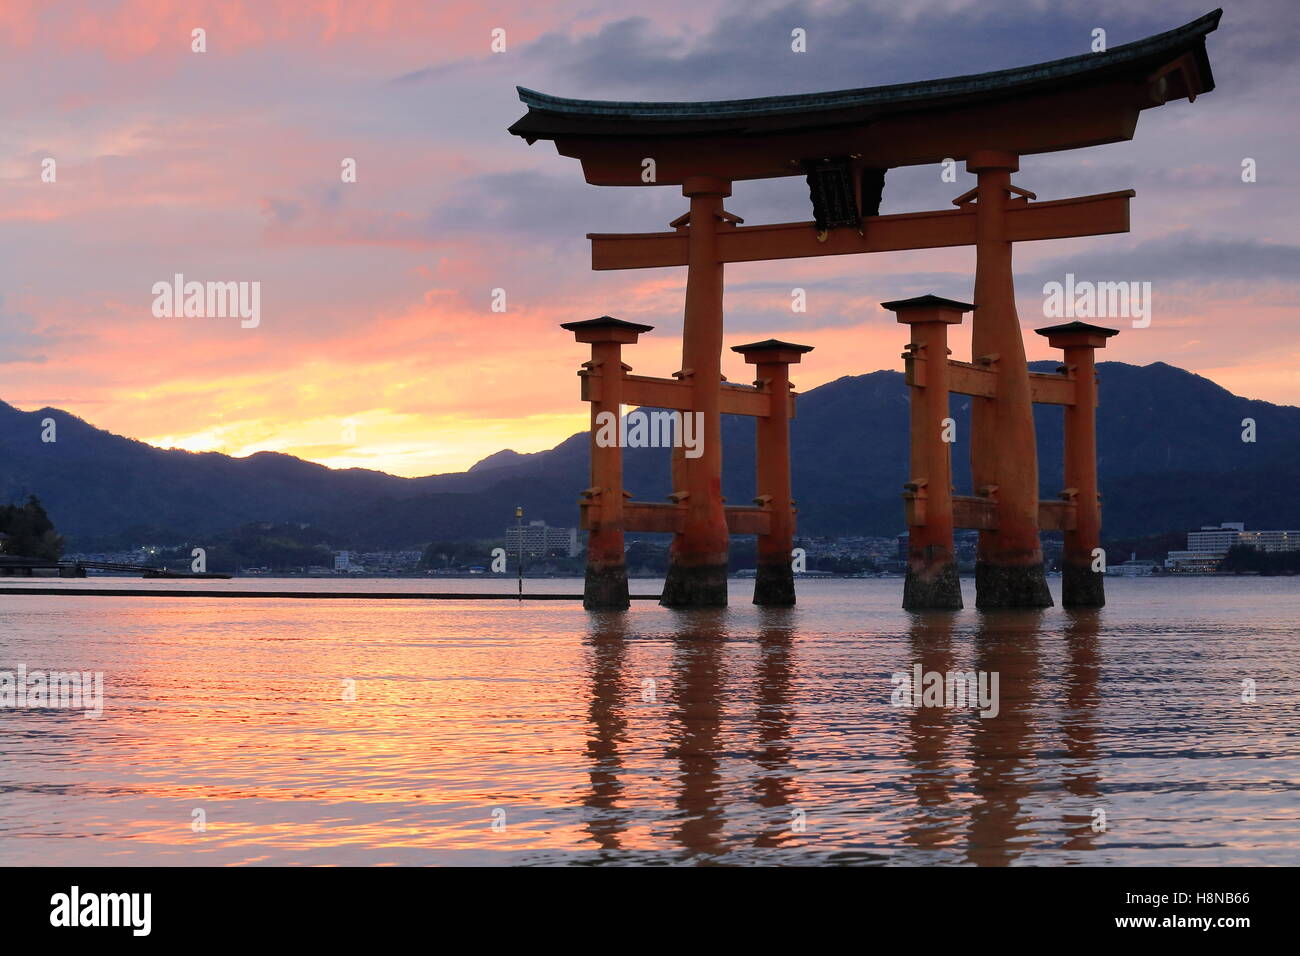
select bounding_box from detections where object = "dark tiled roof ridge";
[515,9,1220,121]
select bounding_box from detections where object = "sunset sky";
[1,0,1297,477]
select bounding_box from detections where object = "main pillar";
[966,150,1052,608]
[732,339,814,606]
[1036,321,1118,607]
[662,176,732,608]
[562,316,653,610]
[887,295,971,610]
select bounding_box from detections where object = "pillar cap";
[1035,320,1119,349]
[682,175,731,197]
[966,149,1019,172]
[731,339,814,365]
[560,315,654,344]
[882,294,973,325]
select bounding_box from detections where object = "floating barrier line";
[0,587,663,601]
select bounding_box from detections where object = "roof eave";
[508,9,1221,142]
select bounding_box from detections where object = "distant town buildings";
[1107,554,1159,576]
[796,534,906,571]
[332,550,423,573]
[1165,522,1300,572]
[359,551,423,571]
[505,520,579,558]
[896,530,993,571]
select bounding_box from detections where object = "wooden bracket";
[952,184,1036,207]
[1148,52,1203,104]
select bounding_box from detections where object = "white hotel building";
[505,520,579,558]
[1166,522,1300,572]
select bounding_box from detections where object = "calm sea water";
[0,576,1296,866]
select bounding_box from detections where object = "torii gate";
[510,9,1220,610]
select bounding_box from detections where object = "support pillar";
[662,175,732,608]
[561,316,654,610]
[1036,321,1118,607]
[886,295,971,610]
[732,339,814,606]
[966,150,1052,608]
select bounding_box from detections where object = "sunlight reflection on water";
[1,577,1297,865]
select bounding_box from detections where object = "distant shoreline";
[0,586,661,600]
[1,571,1284,601]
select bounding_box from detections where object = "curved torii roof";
[509,9,1221,185]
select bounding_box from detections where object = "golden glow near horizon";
[16,302,1300,478]
[142,409,593,476]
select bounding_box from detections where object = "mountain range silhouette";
[2,360,1295,550]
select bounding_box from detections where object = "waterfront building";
[505,520,579,558]
[1165,522,1300,571]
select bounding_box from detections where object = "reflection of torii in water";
[580,608,1104,862]
[511,10,1221,610]
[1059,609,1105,854]
[580,611,632,854]
[579,608,806,860]
[965,611,1048,866]
[901,611,964,855]
[898,609,1104,864]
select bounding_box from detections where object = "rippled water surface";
[1,576,1297,865]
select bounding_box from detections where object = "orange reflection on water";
[1,578,1297,865]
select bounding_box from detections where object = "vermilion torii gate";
[887,295,1120,610]
[561,316,810,609]
[511,10,1220,610]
